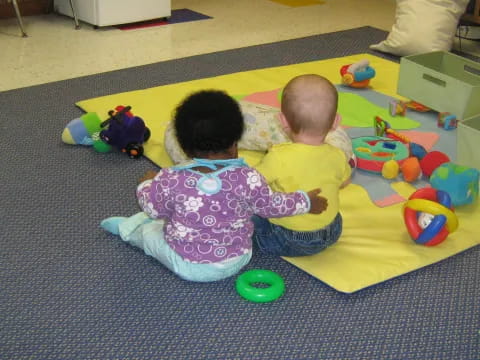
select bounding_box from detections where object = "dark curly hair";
[174,90,244,157]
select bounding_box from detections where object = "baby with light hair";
[279,74,340,143]
[251,74,351,256]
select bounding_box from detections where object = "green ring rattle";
[235,269,285,303]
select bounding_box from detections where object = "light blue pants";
[114,212,252,282]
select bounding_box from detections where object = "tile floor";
[0,0,478,92]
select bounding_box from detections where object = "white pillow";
[370,0,470,56]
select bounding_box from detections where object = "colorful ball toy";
[430,162,480,206]
[403,187,458,246]
[419,151,450,178]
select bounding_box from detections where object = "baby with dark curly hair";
[101,90,327,282]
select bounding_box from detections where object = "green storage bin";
[397,51,480,120]
[457,115,480,170]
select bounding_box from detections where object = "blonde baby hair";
[281,74,338,136]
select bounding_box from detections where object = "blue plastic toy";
[430,163,479,206]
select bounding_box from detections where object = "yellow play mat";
[77,54,480,293]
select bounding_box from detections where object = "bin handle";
[422,73,446,87]
[464,65,480,78]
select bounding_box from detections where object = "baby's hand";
[138,170,157,184]
[306,188,328,214]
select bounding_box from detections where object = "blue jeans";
[252,213,342,257]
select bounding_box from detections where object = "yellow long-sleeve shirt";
[255,142,351,231]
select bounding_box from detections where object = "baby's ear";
[278,112,291,133]
[332,113,341,130]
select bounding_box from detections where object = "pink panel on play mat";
[374,193,406,207]
[398,130,439,151]
[243,89,281,108]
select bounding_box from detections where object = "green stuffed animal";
[61,112,112,153]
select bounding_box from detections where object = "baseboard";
[0,0,51,19]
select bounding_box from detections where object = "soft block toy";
[401,157,421,182]
[430,163,479,206]
[419,151,450,178]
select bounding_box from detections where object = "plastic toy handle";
[422,73,446,87]
[347,59,369,73]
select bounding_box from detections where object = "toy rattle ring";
[236,269,285,303]
[403,187,458,246]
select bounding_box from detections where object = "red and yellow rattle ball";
[403,187,458,246]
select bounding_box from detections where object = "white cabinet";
[54,0,171,27]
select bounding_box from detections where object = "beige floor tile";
[0,0,397,91]
[1,0,478,92]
